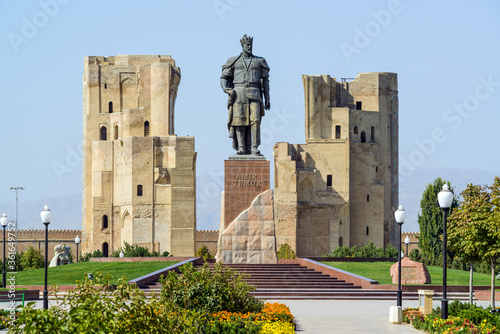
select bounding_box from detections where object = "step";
[143,263,481,301]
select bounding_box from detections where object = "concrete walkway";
[1,298,493,333]
[268,299,492,333]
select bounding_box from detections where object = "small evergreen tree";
[20,247,45,270]
[417,178,458,266]
[277,243,296,259]
[196,245,213,261]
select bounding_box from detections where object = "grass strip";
[12,261,179,285]
[321,261,495,286]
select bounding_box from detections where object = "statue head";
[240,34,253,55]
[54,244,62,254]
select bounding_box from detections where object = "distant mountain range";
[0,194,82,231]
[1,168,497,233]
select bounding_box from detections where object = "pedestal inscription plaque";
[224,160,270,229]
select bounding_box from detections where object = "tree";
[196,245,214,261]
[448,178,500,308]
[448,184,489,304]
[20,247,45,270]
[417,178,458,266]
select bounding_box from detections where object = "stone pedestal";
[223,159,270,230]
[390,257,431,284]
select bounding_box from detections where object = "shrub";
[8,268,294,333]
[159,262,264,314]
[121,241,150,257]
[20,247,44,270]
[405,301,500,333]
[325,241,397,258]
[277,244,296,259]
[408,248,422,262]
[9,272,211,333]
[83,243,173,260]
[196,245,213,261]
[80,249,105,262]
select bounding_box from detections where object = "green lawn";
[13,261,179,286]
[321,261,495,286]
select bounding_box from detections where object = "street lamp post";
[438,184,453,319]
[40,205,52,310]
[0,214,8,288]
[405,236,410,257]
[10,187,25,255]
[75,236,81,263]
[394,205,406,308]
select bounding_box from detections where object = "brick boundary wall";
[308,257,397,262]
[281,258,499,294]
[372,284,496,293]
[474,290,500,301]
[195,230,219,255]
[89,256,193,262]
[0,229,82,260]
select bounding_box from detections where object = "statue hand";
[265,100,271,110]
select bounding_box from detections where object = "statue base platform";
[228,154,266,161]
[223,159,270,230]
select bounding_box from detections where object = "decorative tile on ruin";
[220,236,233,250]
[263,221,275,236]
[248,221,264,236]
[262,251,278,264]
[263,206,274,221]
[219,250,232,264]
[221,223,235,236]
[248,236,262,251]
[247,251,263,264]
[232,251,247,263]
[248,206,263,221]
[232,236,248,251]
[261,236,276,252]
[234,220,249,236]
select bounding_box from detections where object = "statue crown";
[240,34,253,46]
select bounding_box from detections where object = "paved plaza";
[269,299,491,333]
[2,298,492,333]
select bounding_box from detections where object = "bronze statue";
[221,34,270,156]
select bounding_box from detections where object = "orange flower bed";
[212,302,294,324]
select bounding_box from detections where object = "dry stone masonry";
[217,189,277,264]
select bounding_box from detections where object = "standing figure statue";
[221,34,270,156]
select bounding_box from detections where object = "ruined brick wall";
[401,232,420,255]
[83,55,196,257]
[274,72,399,257]
[0,229,82,260]
[195,230,219,256]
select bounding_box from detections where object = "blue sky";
[0,1,499,227]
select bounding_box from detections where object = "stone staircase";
[139,262,475,301]
[141,262,411,300]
